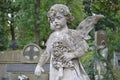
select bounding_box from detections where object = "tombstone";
[7,64,49,80]
[0,43,49,80]
[21,43,42,63]
[113,52,120,70]
[94,30,108,80]
[9,43,49,80]
[95,30,107,47]
[0,50,21,80]
[0,64,9,80]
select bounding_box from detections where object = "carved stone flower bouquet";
[52,40,74,79]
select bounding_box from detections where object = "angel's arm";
[34,50,50,76]
[62,41,88,62]
[61,47,86,62]
[37,50,50,66]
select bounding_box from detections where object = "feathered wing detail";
[77,14,104,40]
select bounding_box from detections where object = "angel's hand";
[60,53,74,63]
[34,65,44,76]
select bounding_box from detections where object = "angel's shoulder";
[68,29,82,38]
[68,29,78,34]
[48,32,58,39]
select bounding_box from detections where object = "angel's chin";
[50,26,62,30]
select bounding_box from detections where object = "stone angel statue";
[34,4,104,80]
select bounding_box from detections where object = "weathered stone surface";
[94,30,108,80]
[95,30,107,47]
[7,64,49,72]
[9,72,49,80]
[21,43,42,63]
[35,4,104,80]
[114,52,120,70]
[0,49,42,63]
[0,49,49,80]
[0,50,21,63]
[0,78,9,80]
[0,64,7,78]
[7,64,49,80]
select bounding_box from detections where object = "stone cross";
[23,44,40,61]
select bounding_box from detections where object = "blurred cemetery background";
[0,0,120,80]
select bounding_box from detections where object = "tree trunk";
[10,11,15,41]
[34,0,40,45]
[9,3,18,50]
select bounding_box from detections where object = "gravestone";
[0,64,8,80]
[95,30,107,47]
[94,30,108,80]
[7,64,49,80]
[0,50,21,79]
[0,50,21,63]
[113,52,120,70]
[0,43,49,80]
[21,43,42,63]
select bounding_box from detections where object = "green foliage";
[13,0,35,48]
[80,50,94,66]
[106,28,120,59]
[113,69,120,80]
[83,0,120,30]
[84,48,114,80]
[83,0,120,63]
[67,0,86,29]
[12,0,85,48]
[0,0,9,51]
[0,25,8,51]
[83,0,120,79]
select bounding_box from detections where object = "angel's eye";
[51,18,54,21]
[49,17,55,23]
[56,16,62,20]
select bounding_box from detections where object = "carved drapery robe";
[46,29,90,80]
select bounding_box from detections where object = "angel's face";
[49,12,67,31]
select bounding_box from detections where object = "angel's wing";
[77,14,104,40]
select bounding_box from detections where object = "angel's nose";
[54,21,58,25]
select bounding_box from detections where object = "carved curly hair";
[47,4,74,24]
